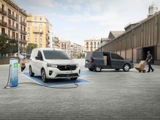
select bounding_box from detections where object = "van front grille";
[57,65,76,71]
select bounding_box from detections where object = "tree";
[26,43,38,54]
[0,34,18,56]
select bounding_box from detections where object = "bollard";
[10,58,18,87]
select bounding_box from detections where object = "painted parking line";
[80,70,96,76]
[23,72,89,87]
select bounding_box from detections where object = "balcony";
[33,30,43,34]
[20,21,26,26]
[7,24,17,31]
[0,8,7,15]
[0,20,7,27]
[8,13,16,21]
[20,30,27,35]
[21,39,27,44]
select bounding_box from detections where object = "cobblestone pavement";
[0,59,160,120]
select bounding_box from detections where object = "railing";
[8,13,16,20]
[0,20,7,27]
[20,21,26,26]
[20,30,27,35]
[0,8,7,15]
[7,24,17,31]
[33,30,43,34]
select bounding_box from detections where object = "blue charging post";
[10,58,18,87]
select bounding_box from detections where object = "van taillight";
[90,58,93,62]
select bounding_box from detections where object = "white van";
[29,48,80,82]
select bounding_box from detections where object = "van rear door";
[92,52,104,68]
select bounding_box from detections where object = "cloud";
[31,0,58,7]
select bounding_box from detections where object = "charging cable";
[4,65,78,89]
[4,65,11,89]
[18,65,78,89]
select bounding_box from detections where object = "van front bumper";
[45,67,80,79]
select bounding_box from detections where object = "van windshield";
[43,50,70,59]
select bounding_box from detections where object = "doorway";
[142,46,155,64]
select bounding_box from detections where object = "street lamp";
[18,8,22,55]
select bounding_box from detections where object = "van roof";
[33,48,64,51]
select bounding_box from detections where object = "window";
[40,17,42,21]
[27,22,30,26]
[111,53,119,59]
[34,22,37,26]
[37,51,43,60]
[39,23,42,26]
[35,38,37,42]
[92,52,103,58]
[40,34,42,37]
[34,34,37,37]
[35,17,36,20]
[40,38,42,42]
[40,44,42,47]
[27,33,30,36]
[43,50,70,59]
[27,27,30,31]
[28,38,30,42]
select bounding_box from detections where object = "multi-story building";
[59,40,71,54]
[84,38,101,53]
[53,36,60,49]
[26,14,52,48]
[0,0,27,53]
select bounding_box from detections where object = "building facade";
[26,14,52,48]
[53,36,60,49]
[84,38,101,53]
[59,40,71,54]
[0,0,27,53]
[97,4,160,65]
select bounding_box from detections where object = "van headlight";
[47,63,57,68]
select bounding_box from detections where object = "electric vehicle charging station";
[9,58,18,87]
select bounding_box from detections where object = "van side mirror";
[35,56,40,60]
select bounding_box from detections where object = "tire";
[41,69,48,82]
[88,68,94,71]
[123,64,130,72]
[70,77,77,81]
[29,66,34,77]
[95,66,101,72]
[115,69,120,71]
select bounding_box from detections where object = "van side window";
[111,53,119,59]
[92,52,103,58]
[37,51,43,60]
[118,56,124,60]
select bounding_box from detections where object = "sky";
[13,0,160,46]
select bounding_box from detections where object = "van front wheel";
[41,69,48,82]
[123,64,130,72]
[95,67,101,72]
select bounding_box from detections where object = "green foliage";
[26,43,38,54]
[0,34,18,56]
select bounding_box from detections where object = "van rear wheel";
[29,66,34,77]
[95,67,101,72]
[88,68,94,71]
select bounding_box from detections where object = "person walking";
[18,51,26,72]
[146,51,154,73]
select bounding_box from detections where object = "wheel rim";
[96,67,101,71]
[41,70,45,82]
[124,65,129,71]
